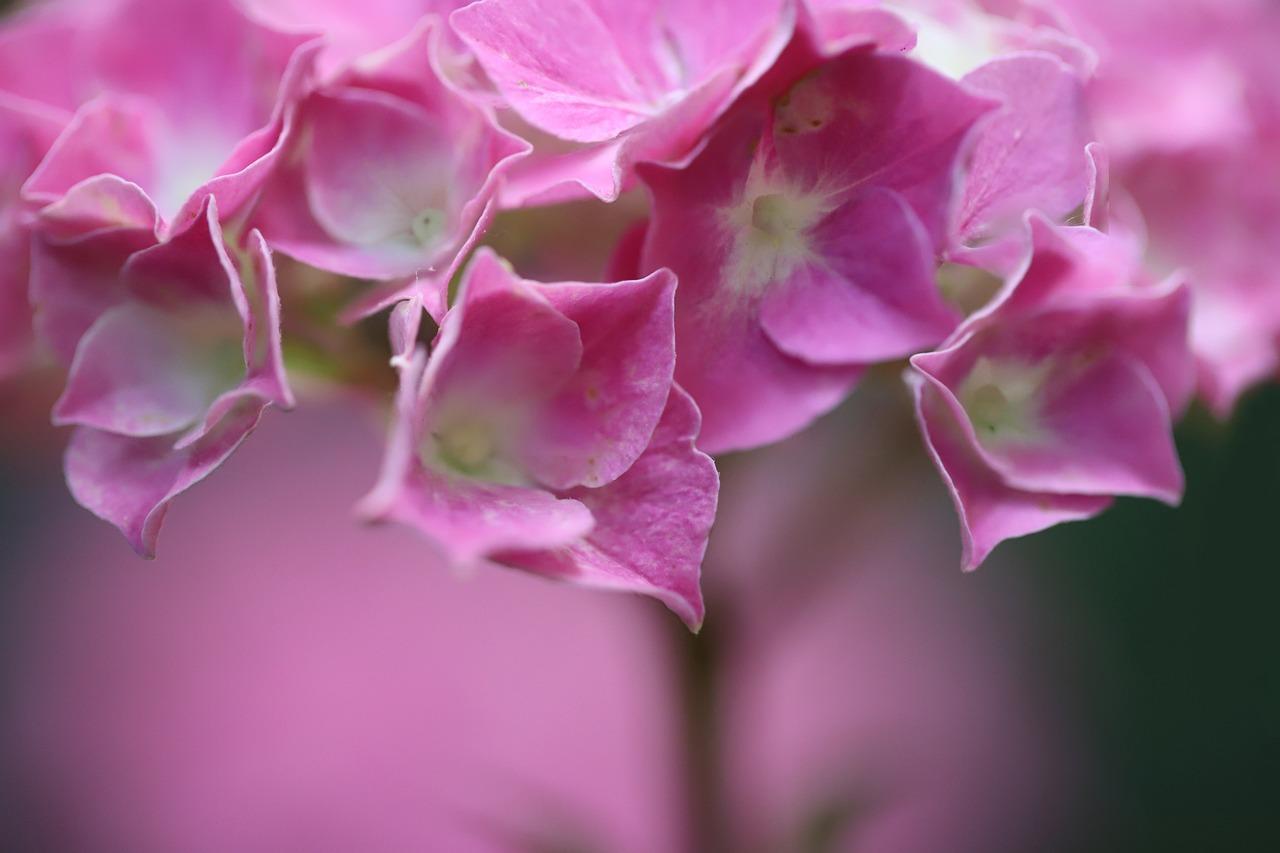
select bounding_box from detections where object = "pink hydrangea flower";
[1053,0,1270,154]
[1120,148,1280,416]
[20,0,315,243]
[638,50,995,453]
[359,249,716,628]
[868,2,1098,275]
[910,217,1193,569]
[1053,0,1280,413]
[0,3,100,375]
[31,199,293,556]
[450,0,796,203]
[235,0,472,79]
[251,18,528,308]
[0,97,63,376]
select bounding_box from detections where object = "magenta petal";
[1015,353,1183,502]
[237,0,465,77]
[639,116,864,453]
[677,300,863,455]
[912,377,1111,571]
[0,4,90,111]
[63,398,270,558]
[499,386,717,630]
[760,188,961,364]
[524,268,678,489]
[957,53,1092,245]
[771,50,998,249]
[498,141,627,207]
[0,95,66,376]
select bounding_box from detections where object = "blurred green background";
[1018,384,1280,852]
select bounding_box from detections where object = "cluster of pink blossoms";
[2,0,1277,628]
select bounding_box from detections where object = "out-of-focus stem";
[680,617,726,853]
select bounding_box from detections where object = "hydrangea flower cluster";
[3,0,1276,628]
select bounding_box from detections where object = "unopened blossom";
[21,0,315,243]
[31,199,292,556]
[251,18,528,310]
[450,0,795,202]
[639,50,994,453]
[360,249,716,628]
[910,217,1193,569]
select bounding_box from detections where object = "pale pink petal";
[453,0,791,199]
[255,24,526,279]
[22,96,162,208]
[52,304,233,437]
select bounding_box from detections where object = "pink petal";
[28,226,157,363]
[916,343,1183,504]
[911,375,1112,571]
[639,122,862,453]
[0,95,67,376]
[523,268,677,489]
[451,0,664,143]
[988,219,1195,412]
[760,188,960,364]
[427,250,584,419]
[678,297,863,454]
[770,50,998,249]
[372,463,597,566]
[452,0,791,196]
[22,96,162,208]
[359,348,594,565]
[498,386,717,630]
[954,53,1092,269]
[63,397,272,558]
[255,24,526,279]
[52,304,234,437]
